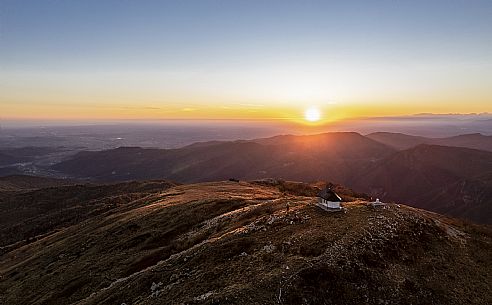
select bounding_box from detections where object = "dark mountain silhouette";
[366,132,431,150]
[434,133,492,152]
[367,132,492,151]
[350,145,492,223]
[52,132,395,183]
[50,132,492,223]
[0,180,490,305]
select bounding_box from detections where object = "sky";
[1,0,491,125]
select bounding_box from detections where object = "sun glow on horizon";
[304,106,321,122]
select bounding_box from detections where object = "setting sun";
[304,106,321,122]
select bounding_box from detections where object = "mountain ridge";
[49,132,492,223]
[351,144,492,223]
[52,132,394,183]
[0,180,490,305]
[367,132,492,151]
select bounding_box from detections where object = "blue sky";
[1,0,491,121]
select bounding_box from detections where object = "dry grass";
[0,181,490,305]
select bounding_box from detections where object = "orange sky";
[2,96,491,126]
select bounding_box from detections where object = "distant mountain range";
[350,144,492,224]
[367,132,492,151]
[52,132,393,183]
[50,132,492,223]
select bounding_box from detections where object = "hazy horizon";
[3,111,492,127]
[2,113,492,145]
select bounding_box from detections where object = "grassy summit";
[0,181,490,304]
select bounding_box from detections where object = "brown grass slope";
[0,181,490,305]
[0,180,177,254]
[0,175,75,193]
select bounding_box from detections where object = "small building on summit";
[370,198,387,207]
[316,187,343,211]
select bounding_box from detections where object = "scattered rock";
[194,291,213,301]
[150,281,163,298]
[263,243,276,253]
